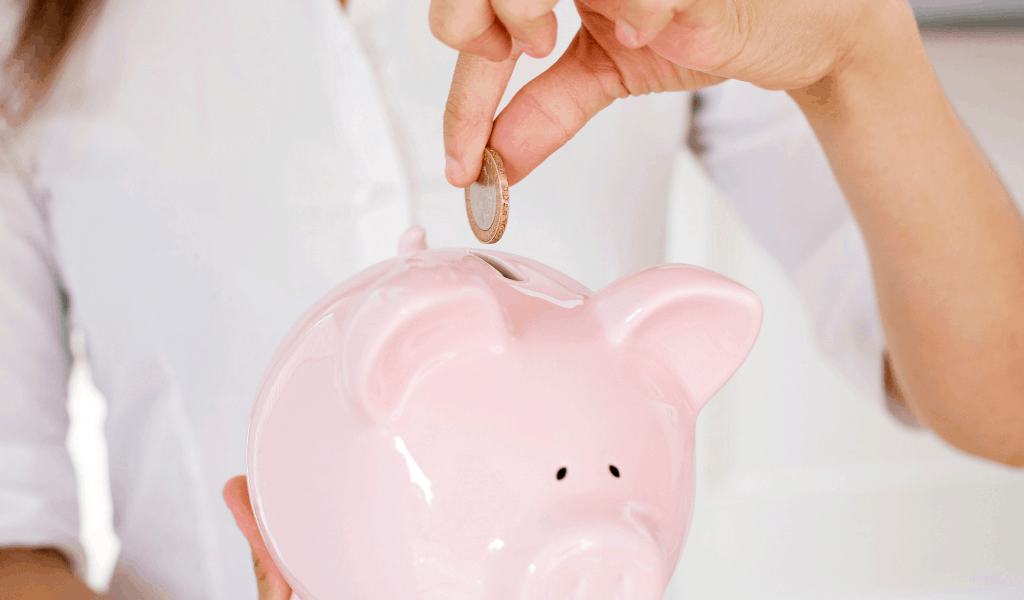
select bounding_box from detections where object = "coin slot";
[609,465,620,478]
[471,252,524,282]
[556,467,567,480]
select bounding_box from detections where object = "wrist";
[785,0,950,228]
[788,0,925,119]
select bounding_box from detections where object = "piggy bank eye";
[609,465,620,478]
[556,467,567,480]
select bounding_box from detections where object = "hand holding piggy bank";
[247,228,761,600]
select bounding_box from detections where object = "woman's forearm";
[791,0,1024,466]
[0,547,100,600]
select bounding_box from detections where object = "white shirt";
[0,0,881,598]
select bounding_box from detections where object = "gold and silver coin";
[465,147,509,244]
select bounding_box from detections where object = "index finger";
[430,0,514,62]
[444,50,522,187]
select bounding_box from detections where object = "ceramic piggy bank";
[247,228,762,600]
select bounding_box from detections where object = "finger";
[223,476,293,600]
[613,0,689,49]
[592,0,737,71]
[491,0,560,58]
[646,4,738,73]
[444,50,522,187]
[488,28,624,185]
[430,0,514,61]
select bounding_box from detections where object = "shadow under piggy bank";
[247,227,762,600]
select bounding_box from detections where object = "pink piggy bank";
[247,228,762,600]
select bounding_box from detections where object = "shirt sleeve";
[692,79,887,402]
[0,140,83,572]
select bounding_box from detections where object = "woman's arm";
[0,548,106,600]
[790,1,1024,466]
[434,0,1024,465]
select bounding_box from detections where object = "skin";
[434,0,1024,467]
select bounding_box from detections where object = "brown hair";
[2,0,96,125]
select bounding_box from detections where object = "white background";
[65,30,1024,598]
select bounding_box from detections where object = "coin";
[465,147,509,244]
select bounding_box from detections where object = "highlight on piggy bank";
[246,227,762,600]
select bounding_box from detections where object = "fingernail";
[445,155,463,184]
[617,19,639,48]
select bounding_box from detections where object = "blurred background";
[64,3,1024,598]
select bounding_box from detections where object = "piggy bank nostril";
[609,465,620,478]
[556,467,567,480]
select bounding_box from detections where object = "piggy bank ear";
[340,280,511,423]
[591,265,762,412]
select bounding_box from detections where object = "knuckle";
[429,12,472,47]
[428,13,455,44]
[442,100,479,141]
[443,96,467,121]
[518,90,576,145]
[505,2,549,25]
[428,6,499,49]
[252,557,269,582]
[646,0,673,10]
[629,0,674,18]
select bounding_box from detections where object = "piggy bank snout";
[518,524,665,600]
[525,557,662,600]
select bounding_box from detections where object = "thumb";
[223,475,293,600]
[489,27,621,185]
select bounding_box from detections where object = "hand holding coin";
[465,147,509,244]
